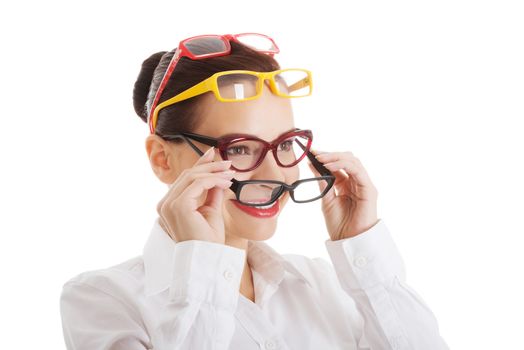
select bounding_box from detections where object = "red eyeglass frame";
[218,129,313,171]
[161,128,313,172]
[147,33,280,134]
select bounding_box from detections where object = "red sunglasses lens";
[183,36,228,57]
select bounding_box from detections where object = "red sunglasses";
[147,33,280,134]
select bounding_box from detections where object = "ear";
[145,134,177,185]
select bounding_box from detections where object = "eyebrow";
[219,127,298,140]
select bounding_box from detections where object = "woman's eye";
[278,140,294,152]
[226,146,250,156]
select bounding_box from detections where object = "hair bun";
[133,51,168,123]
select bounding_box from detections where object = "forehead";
[193,84,295,140]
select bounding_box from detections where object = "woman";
[60,33,449,349]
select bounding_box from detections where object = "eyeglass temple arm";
[159,134,204,156]
[181,132,218,149]
[183,133,241,195]
[295,140,331,176]
[287,76,311,93]
[166,133,241,194]
[163,133,218,156]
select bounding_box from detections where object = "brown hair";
[132,41,281,143]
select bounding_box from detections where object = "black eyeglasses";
[163,130,336,207]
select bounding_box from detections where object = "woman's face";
[164,84,299,242]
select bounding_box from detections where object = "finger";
[169,170,235,204]
[169,159,233,192]
[308,154,351,190]
[203,185,225,213]
[168,149,226,189]
[193,146,218,166]
[331,168,353,198]
[314,151,354,163]
[177,176,233,211]
[323,159,373,190]
[309,148,329,157]
[160,170,234,214]
[187,160,233,176]
[314,153,356,198]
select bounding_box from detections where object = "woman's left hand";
[308,149,379,241]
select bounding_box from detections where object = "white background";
[1,0,523,348]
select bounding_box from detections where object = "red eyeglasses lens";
[184,36,228,56]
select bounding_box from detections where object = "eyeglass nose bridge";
[249,139,296,170]
[257,70,310,97]
[261,181,295,204]
[253,134,310,170]
[266,72,283,96]
[250,144,288,175]
[249,71,280,98]
[269,180,307,204]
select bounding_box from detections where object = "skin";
[145,84,380,303]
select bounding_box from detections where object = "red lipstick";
[230,199,280,218]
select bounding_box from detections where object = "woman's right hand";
[156,146,235,244]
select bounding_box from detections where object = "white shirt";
[60,218,449,350]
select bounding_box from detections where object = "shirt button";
[354,256,367,268]
[264,340,276,349]
[223,269,234,281]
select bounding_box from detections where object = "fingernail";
[203,147,215,156]
[220,170,236,174]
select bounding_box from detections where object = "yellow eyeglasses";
[151,68,313,132]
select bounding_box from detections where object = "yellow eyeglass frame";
[151,68,313,132]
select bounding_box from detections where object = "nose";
[251,149,286,182]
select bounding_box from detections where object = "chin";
[244,222,277,241]
[224,195,289,241]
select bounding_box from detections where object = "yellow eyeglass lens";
[275,70,311,97]
[215,70,311,101]
[217,74,259,100]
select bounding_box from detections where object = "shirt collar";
[143,217,312,297]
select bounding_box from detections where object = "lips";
[230,199,280,218]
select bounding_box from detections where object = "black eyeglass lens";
[238,182,282,206]
[292,178,330,203]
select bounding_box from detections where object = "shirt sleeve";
[60,240,246,350]
[324,219,449,350]
[60,281,153,349]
